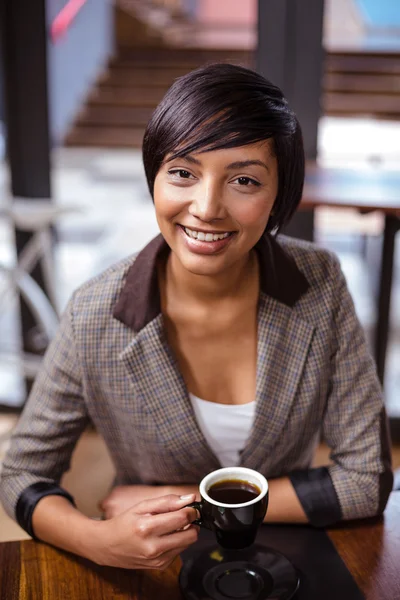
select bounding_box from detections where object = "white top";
[189,393,256,467]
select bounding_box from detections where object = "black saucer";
[179,543,300,600]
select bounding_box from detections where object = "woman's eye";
[233,176,261,187]
[168,169,193,179]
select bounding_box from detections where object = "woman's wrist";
[31,495,111,565]
[263,477,307,524]
[79,518,110,565]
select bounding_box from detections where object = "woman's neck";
[164,251,259,307]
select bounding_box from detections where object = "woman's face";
[153,141,278,277]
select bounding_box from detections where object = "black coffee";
[208,479,261,504]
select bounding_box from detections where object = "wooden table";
[0,493,399,600]
[302,163,400,386]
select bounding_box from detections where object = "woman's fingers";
[155,526,199,555]
[135,506,198,538]
[133,493,196,516]
[137,525,199,565]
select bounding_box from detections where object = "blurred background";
[0,0,399,537]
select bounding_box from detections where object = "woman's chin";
[175,252,230,277]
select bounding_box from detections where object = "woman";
[0,64,393,570]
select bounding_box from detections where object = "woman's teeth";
[184,227,230,242]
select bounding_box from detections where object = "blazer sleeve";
[0,294,90,537]
[290,252,393,525]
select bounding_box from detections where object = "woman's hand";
[91,494,199,570]
[100,484,199,520]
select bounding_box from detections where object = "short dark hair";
[142,63,304,232]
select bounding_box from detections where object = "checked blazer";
[0,233,393,535]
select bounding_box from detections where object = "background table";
[302,163,400,386]
[0,493,399,599]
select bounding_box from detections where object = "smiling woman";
[0,64,393,571]
[143,63,304,235]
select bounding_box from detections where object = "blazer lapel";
[119,315,220,482]
[240,292,315,470]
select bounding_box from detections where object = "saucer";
[179,543,300,600]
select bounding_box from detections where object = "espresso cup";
[188,467,268,550]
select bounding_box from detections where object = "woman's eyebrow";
[225,160,269,172]
[173,154,201,165]
[167,156,269,172]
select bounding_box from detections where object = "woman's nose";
[188,182,226,222]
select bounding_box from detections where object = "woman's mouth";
[183,226,232,242]
[178,225,235,255]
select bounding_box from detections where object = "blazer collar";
[113,233,309,331]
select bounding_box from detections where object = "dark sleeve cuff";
[288,467,342,527]
[16,482,76,539]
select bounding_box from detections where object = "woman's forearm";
[263,477,308,524]
[32,495,102,561]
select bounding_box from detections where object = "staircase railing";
[50,0,88,43]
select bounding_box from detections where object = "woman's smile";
[178,224,235,255]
